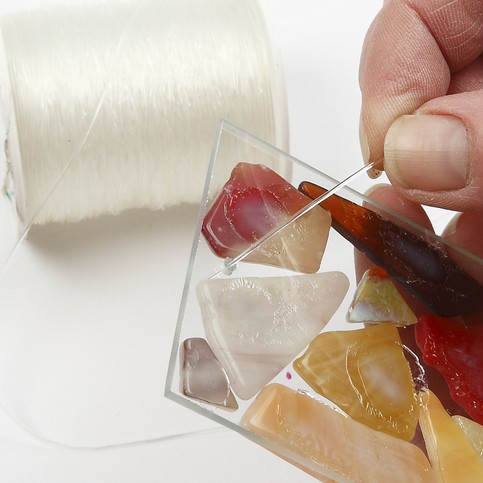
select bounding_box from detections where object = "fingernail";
[360,119,382,179]
[384,115,469,191]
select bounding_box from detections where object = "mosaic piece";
[398,324,471,419]
[298,181,483,317]
[180,338,238,410]
[241,384,434,483]
[294,323,419,440]
[202,163,331,273]
[347,266,417,325]
[197,271,349,400]
[415,314,483,424]
[452,416,483,461]
[419,390,483,482]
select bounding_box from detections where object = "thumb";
[383,90,483,212]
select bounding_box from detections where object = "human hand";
[359,0,483,257]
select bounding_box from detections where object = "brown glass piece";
[298,181,483,318]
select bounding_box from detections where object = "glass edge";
[164,389,333,480]
[206,123,483,266]
[164,120,226,395]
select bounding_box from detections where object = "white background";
[0,0,383,481]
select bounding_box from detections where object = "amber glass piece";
[298,181,483,317]
[293,323,419,441]
[419,390,483,482]
[241,384,435,482]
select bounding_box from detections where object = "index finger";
[359,0,483,168]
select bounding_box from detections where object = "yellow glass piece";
[420,391,483,482]
[241,384,435,483]
[347,267,417,325]
[452,416,483,461]
[293,323,419,441]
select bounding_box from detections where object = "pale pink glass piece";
[181,338,238,410]
[197,272,349,400]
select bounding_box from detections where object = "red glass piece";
[298,181,483,318]
[415,314,483,424]
[398,325,471,420]
[225,186,284,242]
[202,164,331,273]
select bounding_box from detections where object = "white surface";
[0,0,382,481]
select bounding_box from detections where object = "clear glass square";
[166,120,483,481]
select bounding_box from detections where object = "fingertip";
[442,212,483,287]
[362,183,434,232]
[359,118,384,179]
[354,183,434,282]
[442,212,483,259]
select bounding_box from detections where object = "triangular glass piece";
[241,384,434,482]
[419,390,483,481]
[180,338,238,411]
[197,271,349,400]
[294,323,419,441]
[347,267,417,325]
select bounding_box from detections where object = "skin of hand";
[359,0,483,259]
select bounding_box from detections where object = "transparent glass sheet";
[166,121,483,481]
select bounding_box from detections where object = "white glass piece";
[197,272,349,400]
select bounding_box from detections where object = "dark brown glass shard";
[298,181,483,317]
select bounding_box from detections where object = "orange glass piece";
[293,323,419,441]
[419,390,483,482]
[241,384,435,483]
[298,181,483,317]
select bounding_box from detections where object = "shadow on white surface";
[0,204,219,447]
